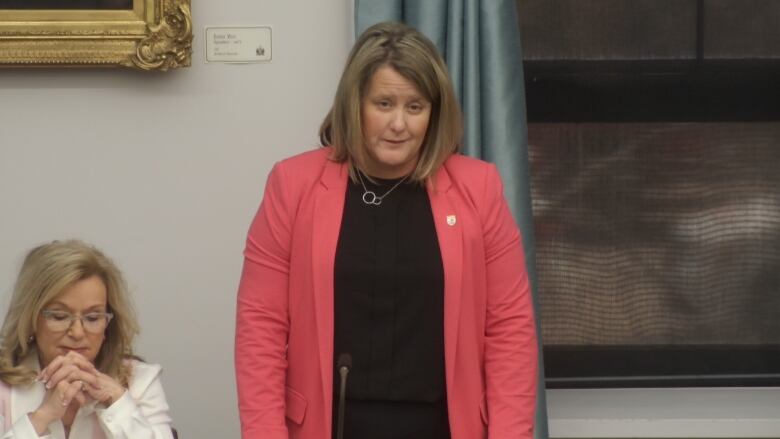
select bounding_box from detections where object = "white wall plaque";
[205,26,272,63]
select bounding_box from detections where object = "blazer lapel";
[427,164,463,389]
[311,158,348,422]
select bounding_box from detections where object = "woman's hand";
[31,351,100,433]
[29,378,88,435]
[39,351,127,406]
[35,351,126,422]
[84,369,127,406]
[38,350,99,391]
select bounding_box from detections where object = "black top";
[333,173,446,402]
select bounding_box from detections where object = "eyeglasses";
[40,309,114,334]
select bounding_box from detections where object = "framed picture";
[0,0,192,70]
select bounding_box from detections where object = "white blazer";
[0,353,173,439]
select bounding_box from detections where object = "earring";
[28,335,34,343]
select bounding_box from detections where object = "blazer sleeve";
[95,362,174,439]
[480,164,539,439]
[3,416,45,439]
[235,162,294,439]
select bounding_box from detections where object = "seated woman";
[0,240,173,438]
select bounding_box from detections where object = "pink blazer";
[235,147,537,439]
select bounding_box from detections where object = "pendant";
[362,190,382,206]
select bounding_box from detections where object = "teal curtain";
[356,1,549,438]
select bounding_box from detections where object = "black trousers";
[332,398,451,439]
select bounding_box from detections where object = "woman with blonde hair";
[235,21,538,439]
[0,240,173,438]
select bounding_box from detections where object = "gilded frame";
[0,0,192,70]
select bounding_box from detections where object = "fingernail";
[62,400,69,406]
[45,382,51,389]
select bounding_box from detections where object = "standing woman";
[0,240,173,438]
[235,21,538,439]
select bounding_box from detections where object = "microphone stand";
[336,353,352,439]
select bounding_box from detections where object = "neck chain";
[357,171,408,206]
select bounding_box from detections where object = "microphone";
[336,353,352,439]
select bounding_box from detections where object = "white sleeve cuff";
[95,390,136,427]
[6,414,52,439]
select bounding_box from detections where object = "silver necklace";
[357,171,408,206]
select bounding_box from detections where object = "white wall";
[548,387,780,438]
[0,1,352,437]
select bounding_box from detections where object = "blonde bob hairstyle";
[0,240,139,387]
[319,21,463,183]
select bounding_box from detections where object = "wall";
[0,1,352,437]
[548,387,780,438]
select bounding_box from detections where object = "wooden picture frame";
[0,0,192,70]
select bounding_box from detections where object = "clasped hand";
[31,351,126,429]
